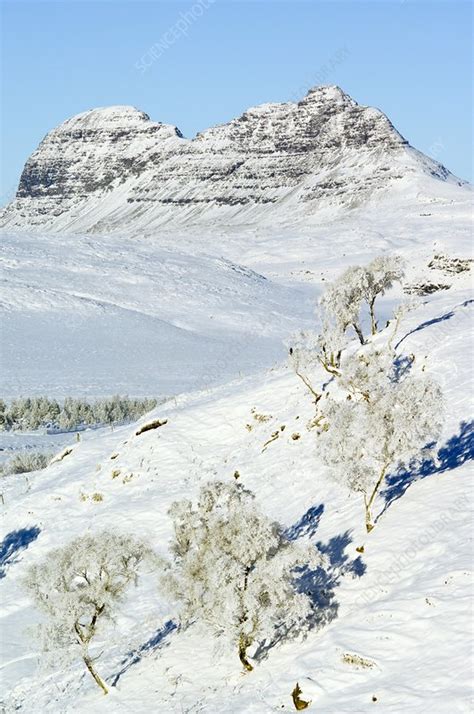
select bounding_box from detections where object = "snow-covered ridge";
[1,85,467,233]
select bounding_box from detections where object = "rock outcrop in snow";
[0,85,463,232]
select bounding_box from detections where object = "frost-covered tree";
[317,347,443,532]
[23,531,152,694]
[0,399,7,430]
[162,481,322,672]
[320,266,366,345]
[361,255,405,335]
[320,255,405,346]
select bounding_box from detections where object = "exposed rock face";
[17,106,183,199]
[1,85,461,232]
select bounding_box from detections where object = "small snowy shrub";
[162,481,322,671]
[318,346,443,532]
[2,451,52,476]
[23,531,152,694]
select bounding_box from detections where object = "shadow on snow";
[254,508,365,663]
[395,299,473,350]
[285,503,325,540]
[111,620,177,686]
[0,526,41,579]
[380,419,474,519]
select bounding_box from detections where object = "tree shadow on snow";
[380,420,474,520]
[254,512,365,663]
[0,526,41,579]
[111,620,177,686]
[303,530,366,617]
[395,299,473,350]
[391,354,414,381]
[285,503,325,541]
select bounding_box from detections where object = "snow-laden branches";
[162,480,323,671]
[317,345,444,531]
[320,254,405,346]
[360,255,405,335]
[320,265,367,346]
[288,255,406,405]
[24,485,326,683]
[23,531,154,694]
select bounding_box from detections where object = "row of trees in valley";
[23,254,444,699]
[0,395,158,432]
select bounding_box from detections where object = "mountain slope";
[1,278,472,713]
[1,181,472,400]
[0,230,315,398]
[0,86,466,233]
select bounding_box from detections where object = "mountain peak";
[301,84,352,103]
[57,105,152,131]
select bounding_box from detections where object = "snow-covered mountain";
[0,86,466,233]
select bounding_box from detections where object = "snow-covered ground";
[0,185,472,712]
[0,231,316,398]
[1,177,471,399]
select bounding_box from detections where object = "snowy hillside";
[1,230,315,398]
[1,265,473,713]
[1,174,471,399]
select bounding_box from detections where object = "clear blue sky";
[1,0,472,203]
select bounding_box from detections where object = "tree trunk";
[352,322,365,345]
[295,369,322,405]
[83,655,108,695]
[238,634,254,672]
[369,298,377,335]
[364,463,389,533]
[364,496,375,533]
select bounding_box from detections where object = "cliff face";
[1,86,459,232]
[16,106,183,199]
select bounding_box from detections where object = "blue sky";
[1,0,472,202]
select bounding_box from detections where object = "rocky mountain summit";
[0,86,464,233]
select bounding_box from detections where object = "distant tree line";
[0,396,158,432]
